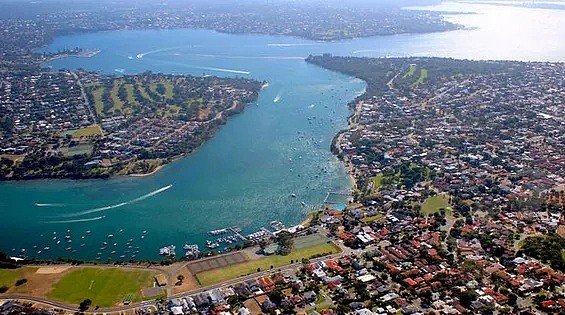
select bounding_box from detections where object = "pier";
[229,226,247,241]
[323,191,350,204]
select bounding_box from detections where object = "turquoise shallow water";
[1,2,564,260]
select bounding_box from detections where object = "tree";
[459,290,477,308]
[507,293,517,306]
[15,279,27,286]
[78,299,92,311]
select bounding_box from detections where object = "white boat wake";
[35,203,66,207]
[192,54,304,60]
[45,216,106,224]
[196,66,250,75]
[146,58,251,75]
[136,46,189,59]
[352,49,380,54]
[60,184,173,218]
[267,43,319,47]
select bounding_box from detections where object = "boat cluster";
[208,228,228,236]
[23,229,91,255]
[205,235,238,249]
[246,227,272,241]
[159,245,176,257]
[270,220,285,231]
[183,244,200,258]
[96,235,142,260]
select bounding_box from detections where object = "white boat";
[159,245,176,257]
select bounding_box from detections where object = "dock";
[323,191,350,204]
[229,226,247,241]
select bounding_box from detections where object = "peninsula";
[0,71,262,179]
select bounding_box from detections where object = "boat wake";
[267,43,318,47]
[35,203,66,207]
[44,216,106,224]
[144,57,250,75]
[60,184,173,218]
[193,54,304,60]
[136,46,189,59]
[197,66,250,75]
[352,49,380,54]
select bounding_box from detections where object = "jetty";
[229,226,247,241]
[323,191,350,204]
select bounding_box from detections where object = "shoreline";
[128,164,166,177]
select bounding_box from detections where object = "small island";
[0,71,262,179]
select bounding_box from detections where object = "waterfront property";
[195,235,341,286]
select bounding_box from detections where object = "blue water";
[1,2,564,261]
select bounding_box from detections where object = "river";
[1,1,564,260]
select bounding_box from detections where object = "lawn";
[64,125,103,138]
[196,242,341,286]
[91,86,105,116]
[420,195,451,216]
[403,64,417,79]
[124,83,137,105]
[46,267,156,307]
[64,144,94,157]
[362,213,384,223]
[372,175,383,192]
[413,68,428,87]
[110,81,125,113]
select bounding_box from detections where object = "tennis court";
[187,252,248,274]
[294,233,330,249]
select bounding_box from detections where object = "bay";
[1,2,564,261]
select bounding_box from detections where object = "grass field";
[196,242,341,286]
[403,64,417,78]
[420,195,451,216]
[62,125,103,138]
[91,87,105,116]
[362,213,385,223]
[46,267,156,307]
[372,175,383,192]
[413,68,428,87]
[294,234,329,249]
[0,268,33,288]
[63,144,94,157]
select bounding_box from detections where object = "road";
[71,71,98,126]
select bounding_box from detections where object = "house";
[303,291,317,303]
[257,276,276,292]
